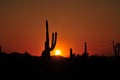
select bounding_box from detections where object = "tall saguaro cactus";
[42,20,57,60]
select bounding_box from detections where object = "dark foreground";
[0,52,120,80]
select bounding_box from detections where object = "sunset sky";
[0,0,120,57]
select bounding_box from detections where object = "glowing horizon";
[0,0,120,57]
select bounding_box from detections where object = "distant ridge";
[50,55,68,61]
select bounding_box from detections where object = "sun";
[55,50,61,56]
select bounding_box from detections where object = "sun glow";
[55,50,61,56]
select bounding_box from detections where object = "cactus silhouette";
[42,20,57,60]
[82,42,88,58]
[70,48,75,59]
[113,41,120,57]
[0,46,1,53]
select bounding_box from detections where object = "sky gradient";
[0,0,120,57]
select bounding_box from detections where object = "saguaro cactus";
[0,46,1,53]
[113,41,120,57]
[82,42,88,57]
[42,20,57,60]
[70,48,75,59]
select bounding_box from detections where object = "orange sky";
[0,0,120,57]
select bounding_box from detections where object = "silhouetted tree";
[41,20,57,61]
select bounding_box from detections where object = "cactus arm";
[50,33,54,50]
[50,32,57,51]
[53,32,57,48]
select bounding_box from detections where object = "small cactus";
[70,48,75,59]
[0,46,1,53]
[82,42,88,58]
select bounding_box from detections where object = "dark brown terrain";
[0,52,120,80]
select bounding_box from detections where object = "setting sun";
[55,50,61,56]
